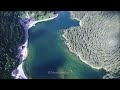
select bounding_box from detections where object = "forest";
[19,11,57,20]
[63,11,120,79]
[0,11,25,79]
[0,11,56,79]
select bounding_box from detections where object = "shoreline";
[27,13,58,30]
[69,11,81,26]
[11,13,58,79]
[62,27,103,71]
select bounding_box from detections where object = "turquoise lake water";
[24,11,106,79]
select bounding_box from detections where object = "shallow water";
[24,11,106,79]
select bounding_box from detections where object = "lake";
[24,11,106,79]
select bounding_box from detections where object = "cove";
[24,11,106,79]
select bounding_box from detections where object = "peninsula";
[62,11,120,79]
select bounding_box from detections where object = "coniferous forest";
[0,11,25,79]
[0,11,56,79]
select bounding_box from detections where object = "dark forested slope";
[0,11,57,79]
[0,11,25,79]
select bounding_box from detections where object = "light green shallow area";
[24,11,106,79]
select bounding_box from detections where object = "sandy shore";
[11,13,58,79]
[26,13,58,30]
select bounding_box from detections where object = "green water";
[24,11,106,79]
